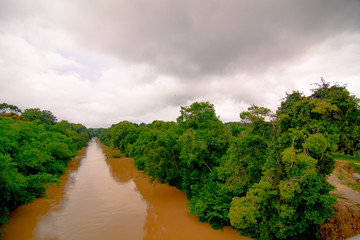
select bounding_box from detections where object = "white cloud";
[264,32,360,98]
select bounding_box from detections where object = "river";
[1,138,250,240]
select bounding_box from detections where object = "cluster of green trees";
[0,105,89,229]
[99,81,360,239]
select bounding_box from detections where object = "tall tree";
[22,108,57,125]
[310,80,360,155]
[0,103,22,114]
[229,81,339,239]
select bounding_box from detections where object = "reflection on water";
[134,171,248,240]
[2,138,249,240]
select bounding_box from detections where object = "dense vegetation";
[0,105,89,230]
[99,81,360,239]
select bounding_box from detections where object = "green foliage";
[228,81,348,239]
[110,121,138,153]
[188,180,233,229]
[177,101,219,129]
[229,149,335,240]
[0,103,22,114]
[87,128,103,138]
[346,181,360,192]
[310,79,360,155]
[22,108,57,125]
[334,153,360,162]
[55,120,89,149]
[218,135,268,196]
[0,110,88,229]
[99,121,142,157]
[225,122,246,136]
[175,105,231,197]
[240,104,273,123]
[98,127,112,146]
[131,121,182,187]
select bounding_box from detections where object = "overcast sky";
[1,0,360,128]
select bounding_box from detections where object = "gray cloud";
[48,0,360,78]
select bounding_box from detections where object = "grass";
[338,174,345,181]
[349,162,360,172]
[334,153,360,176]
[334,158,360,193]
[334,153,360,163]
[330,193,348,200]
[346,181,360,192]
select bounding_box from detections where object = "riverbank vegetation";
[0,105,89,231]
[99,80,360,239]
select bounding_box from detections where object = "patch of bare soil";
[319,199,360,240]
[318,161,360,240]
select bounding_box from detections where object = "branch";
[202,159,213,173]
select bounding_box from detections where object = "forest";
[98,81,360,239]
[0,105,90,230]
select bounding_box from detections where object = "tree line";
[0,105,90,230]
[99,80,360,239]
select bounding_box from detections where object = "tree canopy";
[22,108,57,125]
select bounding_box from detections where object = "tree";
[310,80,360,155]
[177,101,219,129]
[55,120,89,149]
[229,80,339,239]
[225,122,246,137]
[240,105,275,139]
[131,121,181,187]
[176,103,231,196]
[110,121,138,152]
[218,135,268,197]
[0,103,22,114]
[22,108,57,125]
[87,128,103,138]
[240,104,273,123]
[229,146,335,240]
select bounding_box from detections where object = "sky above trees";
[0,0,359,128]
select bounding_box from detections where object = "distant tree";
[87,128,103,138]
[240,105,274,139]
[0,103,22,114]
[177,101,219,129]
[110,121,138,152]
[240,104,273,124]
[22,108,57,125]
[1,112,28,121]
[99,128,112,146]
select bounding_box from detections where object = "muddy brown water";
[1,138,250,240]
